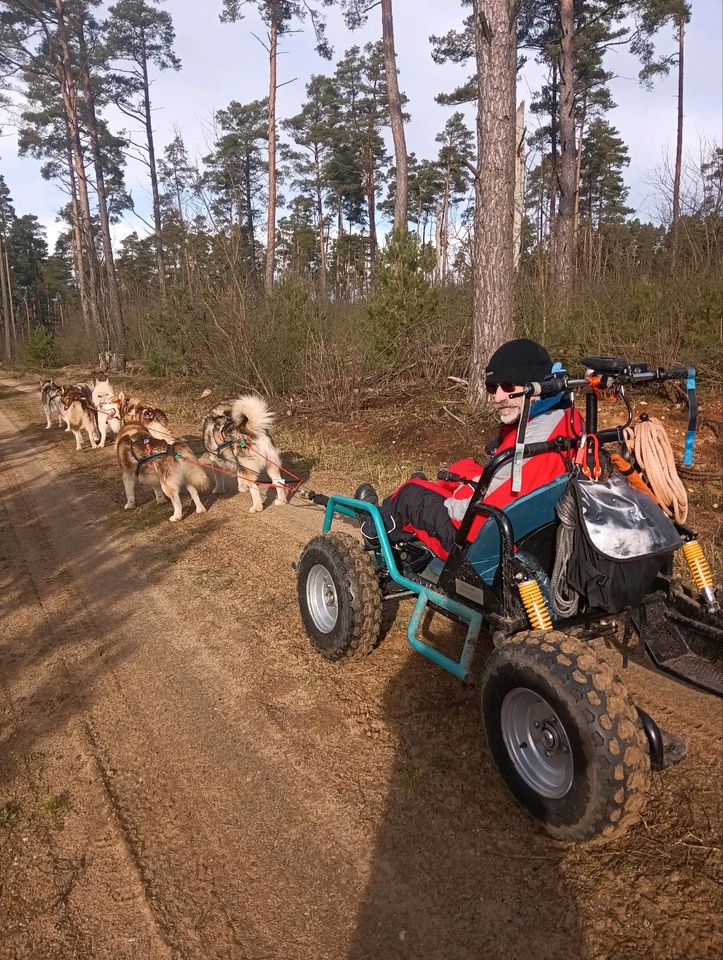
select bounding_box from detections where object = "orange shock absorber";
[682,540,718,609]
[517,579,553,631]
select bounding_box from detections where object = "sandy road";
[0,376,720,960]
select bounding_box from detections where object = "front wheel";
[480,630,650,843]
[297,533,382,662]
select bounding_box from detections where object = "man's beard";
[496,403,521,425]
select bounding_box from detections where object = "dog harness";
[132,438,179,476]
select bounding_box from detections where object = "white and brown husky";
[60,384,100,450]
[40,379,64,429]
[91,377,117,448]
[202,395,287,512]
[116,422,209,521]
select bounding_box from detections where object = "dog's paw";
[273,497,286,507]
[195,505,207,514]
[169,514,182,522]
[124,503,135,511]
[248,504,263,513]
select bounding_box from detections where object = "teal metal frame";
[322,495,483,681]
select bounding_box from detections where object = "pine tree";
[203,98,268,280]
[339,0,409,231]
[106,0,181,297]
[282,75,337,298]
[632,0,691,259]
[0,174,16,357]
[220,0,332,292]
[434,111,474,284]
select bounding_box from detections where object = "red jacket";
[395,402,582,559]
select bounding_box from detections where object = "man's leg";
[360,480,456,557]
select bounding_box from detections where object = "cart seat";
[466,474,569,585]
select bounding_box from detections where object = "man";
[361,338,582,560]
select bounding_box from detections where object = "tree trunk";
[553,0,577,301]
[513,100,525,269]
[468,0,517,403]
[265,18,278,293]
[671,15,684,262]
[54,0,104,347]
[0,237,11,360]
[244,149,258,281]
[380,0,408,232]
[362,142,378,274]
[572,95,587,267]
[315,150,327,300]
[548,62,558,244]
[140,29,166,298]
[77,25,126,351]
[65,139,91,335]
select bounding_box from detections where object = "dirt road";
[1,376,720,960]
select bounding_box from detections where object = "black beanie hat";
[485,338,552,387]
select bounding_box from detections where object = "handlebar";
[510,363,694,399]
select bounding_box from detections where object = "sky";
[0,0,721,252]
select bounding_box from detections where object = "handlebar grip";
[662,367,690,380]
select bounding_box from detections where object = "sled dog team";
[39,378,288,522]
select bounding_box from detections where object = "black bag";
[565,472,682,614]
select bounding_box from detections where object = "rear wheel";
[297,533,382,662]
[480,630,650,843]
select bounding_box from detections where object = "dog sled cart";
[295,358,722,843]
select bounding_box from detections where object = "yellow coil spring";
[518,579,553,631]
[682,540,714,590]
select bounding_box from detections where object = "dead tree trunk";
[468,0,517,403]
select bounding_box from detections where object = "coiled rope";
[551,486,579,618]
[623,417,688,524]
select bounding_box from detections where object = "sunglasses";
[485,382,518,395]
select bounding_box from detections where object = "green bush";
[24,325,62,368]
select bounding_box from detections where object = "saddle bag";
[564,471,682,614]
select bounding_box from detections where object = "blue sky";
[1,0,721,250]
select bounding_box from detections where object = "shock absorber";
[682,540,720,611]
[517,579,553,631]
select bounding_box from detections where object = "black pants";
[378,482,456,555]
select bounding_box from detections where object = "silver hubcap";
[306,564,338,633]
[500,687,574,799]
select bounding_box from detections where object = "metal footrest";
[649,651,723,698]
[636,596,723,698]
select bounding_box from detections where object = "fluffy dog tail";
[178,447,211,492]
[231,394,275,435]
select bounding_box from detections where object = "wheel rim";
[500,687,574,799]
[306,564,339,633]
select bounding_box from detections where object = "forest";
[0,0,720,403]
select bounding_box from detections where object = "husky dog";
[91,377,117,448]
[114,392,173,441]
[115,422,209,521]
[202,394,287,513]
[60,384,100,450]
[40,379,64,429]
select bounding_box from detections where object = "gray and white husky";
[201,394,287,512]
[40,379,64,429]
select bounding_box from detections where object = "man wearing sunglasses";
[360,338,583,559]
